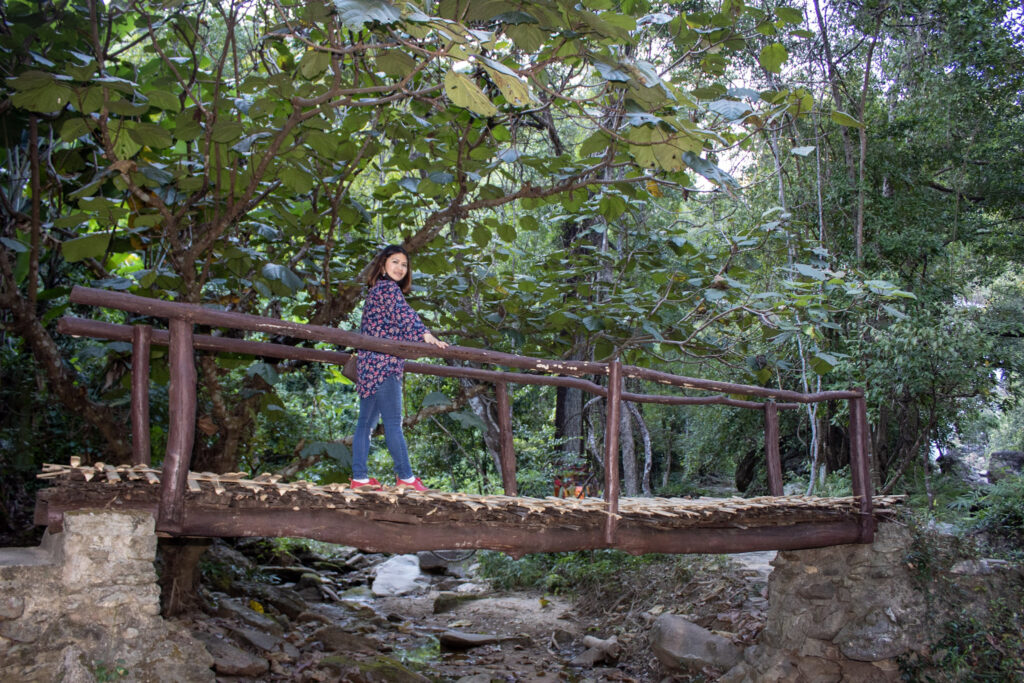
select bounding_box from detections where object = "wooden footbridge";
[36,286,896,556]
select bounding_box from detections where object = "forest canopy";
[2,0,1023,540]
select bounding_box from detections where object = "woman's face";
[383,252,408,282]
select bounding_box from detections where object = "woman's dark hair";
[365,244,412,293]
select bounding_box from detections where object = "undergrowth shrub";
[899,518,1024,681]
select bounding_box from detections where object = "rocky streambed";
[187,539,663,681]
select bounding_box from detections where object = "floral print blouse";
[355,278,427,398]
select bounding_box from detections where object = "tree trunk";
[462,380,503,480]
[619,391,637,497]
[628,402,653,496]
[158,537,212,616]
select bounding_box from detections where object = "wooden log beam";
[58,317,801,410]
[494,382,516,496]
[131,325,152,467]
[764,401,783,496]
[158,318,196,533]
[35,495,868,555]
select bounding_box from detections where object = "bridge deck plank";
[35,464,901,556]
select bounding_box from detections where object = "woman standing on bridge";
[351,244,448,491]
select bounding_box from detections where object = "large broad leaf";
[301,440,352,466]
[421,391,452,408]
[681,151,738,187]
[594,61,631,82]
[831,110,865,128]
[809,352,838,375]
[758,42,788,74]
[708,99,751,121]
[128,122,173,149]
[332,0,402,29]
[299,49,331,79]
[504,23,545,52]
[450,410,486,431]
[375,50,417,78]
[651,126,702,172]
[11,82,74,113]
[444,70,498,116]
[144,90,181,113]
[628,125,657,170]
[480,56,534,106]
[62,233,111,263]
[261,263,304,294]
[108,120,142,158]
[776,7,804,24]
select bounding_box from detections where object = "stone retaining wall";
[0,510,213,682]
[721,522,1024,682]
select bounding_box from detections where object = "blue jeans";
[352,374,413,480]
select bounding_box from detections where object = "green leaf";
[504,23,545,52]
[333,0,402,29]
[211,122,245,143]
[496,222,516,242]
[300,441,352,466]
[791,146,815,156]
[681,151,737,187]
[261,263,304,293]
[1,237,28,253]
[375,50,416,77]
[809,352,838,375]
[11,82,74,113]
[579,130,611,157]
[776,7,803,24]
[472,223,491,248]
[422,391,452,408]
[480,57,534,106]
[758,43,788,74]
[831,110,864,128]
[60,118,94,142]
[299,49,331,79]
[145,90,181,112]
[443,70,498,117]
[708,99,750,121]
[62,233,111,263]
[281,166,314,194]
[128,122,173,149]
[247,361,280,385]
[450,410,486,431]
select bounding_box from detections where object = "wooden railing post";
[131,324,152,467]
[848,392,874,543]
[494,381,517,496]
[764,400,783,496]
[603,360,622,545]
[157,317,197,533]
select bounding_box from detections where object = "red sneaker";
[350,477,382,490]
[397,477,430,492]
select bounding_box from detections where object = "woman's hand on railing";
[424,331,448,349]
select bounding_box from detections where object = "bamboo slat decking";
[36,461,902,557]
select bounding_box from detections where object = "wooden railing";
[59,285,875,545]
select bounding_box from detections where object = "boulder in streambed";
[372,554,428,596]
[650,613,742,673]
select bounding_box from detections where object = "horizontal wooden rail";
[58,317,800,410]
[624,365,862,403]
[69,286,605,377]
